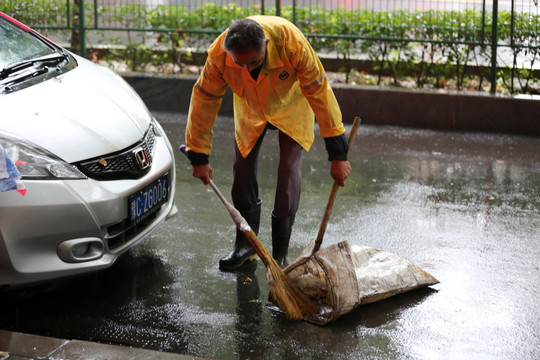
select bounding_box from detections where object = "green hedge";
[3,1,539,94]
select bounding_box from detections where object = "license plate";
[129,173,169,225]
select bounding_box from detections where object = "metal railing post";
[292,0,296,24]
[276,0,281,17]
[490,0,498,94]
[79,0,86,58]
[94,0,98,29]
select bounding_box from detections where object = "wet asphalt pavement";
[1,111,540,360]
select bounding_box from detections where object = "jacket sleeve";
[324,134,349,161]
[185,49,229,158]
[291,35,345,139]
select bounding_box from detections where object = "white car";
[0,12,177,288]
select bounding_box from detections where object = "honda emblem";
[134,148,151,170]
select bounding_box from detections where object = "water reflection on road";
[1,111,539,360]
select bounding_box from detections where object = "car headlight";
[150,118,164,137]
[0,132,87,180]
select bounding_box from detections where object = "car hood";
[0,55,151,163]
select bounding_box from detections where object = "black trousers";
[231,125,302,218]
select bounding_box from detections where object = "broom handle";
[179,145,271,264]
[312,116,361,255]
[207,179,251,233]
[179,146,249,229]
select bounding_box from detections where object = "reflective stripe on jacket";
[186,15,344,158]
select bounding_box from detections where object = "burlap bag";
[285,241,439,324]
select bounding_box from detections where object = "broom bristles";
[267,265,320,319]
[244,229,319,319]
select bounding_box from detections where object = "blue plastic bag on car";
[0,144,27,196]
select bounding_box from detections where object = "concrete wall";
[124,73,540,136]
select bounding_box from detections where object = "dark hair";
[224,18,266,53]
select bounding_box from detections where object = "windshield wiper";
[0,53,69,80]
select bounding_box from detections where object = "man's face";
[228,39,269,72]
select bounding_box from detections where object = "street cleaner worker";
[185,15,351,270]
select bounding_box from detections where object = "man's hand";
[192,164,213,185]
[330,160,351,187]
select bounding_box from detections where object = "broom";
[180,145,319,320]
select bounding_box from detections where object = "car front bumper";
[0,127,177,287]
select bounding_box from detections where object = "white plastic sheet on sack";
[285,240,439,324]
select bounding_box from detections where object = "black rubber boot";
[219,201,261,271]
[271,212,295,269]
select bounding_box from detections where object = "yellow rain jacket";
[186,15,344,158]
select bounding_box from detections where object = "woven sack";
[285,240,439,324]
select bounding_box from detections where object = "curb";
[0,330,210,360]
[123,73,540,136]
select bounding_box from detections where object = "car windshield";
[0,18,55,69]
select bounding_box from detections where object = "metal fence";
[1,0,538,94]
